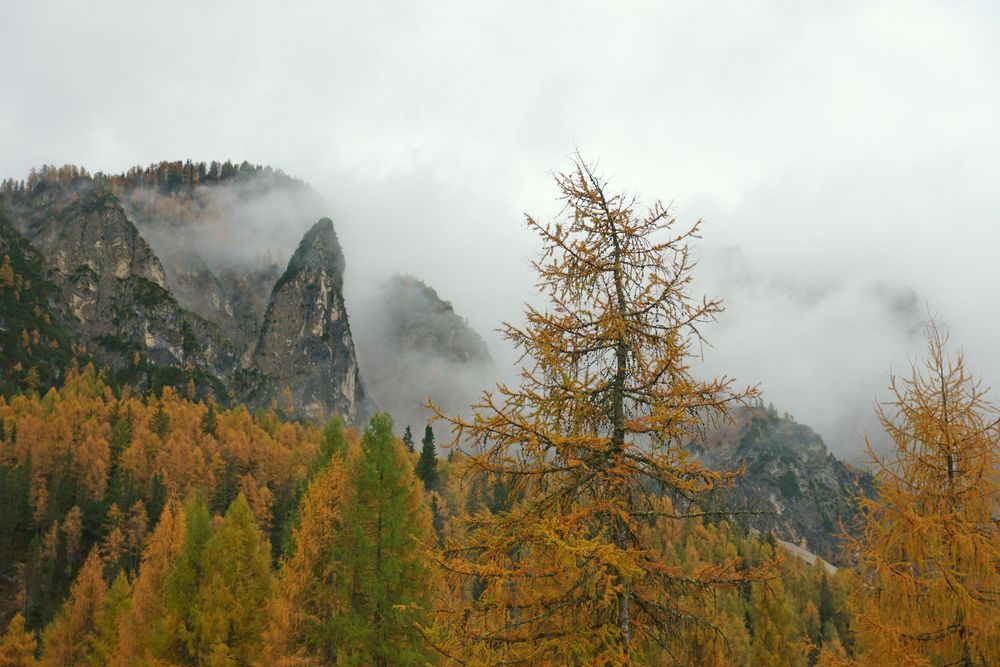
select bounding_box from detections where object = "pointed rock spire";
[254,218,371,422]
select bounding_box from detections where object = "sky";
[2,0,999,459]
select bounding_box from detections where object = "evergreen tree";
[192,494,272,665]
[338,413,434,666]
[402,425,415,453]
[150,493,213,663]
[150,403,169,441]
[87,571,130,666]
[199,403,217,437]
[317,415,347,468]
[416,425,437,490]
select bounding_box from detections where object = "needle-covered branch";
[428,154,763,664]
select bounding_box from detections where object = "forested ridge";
[0,161,303,203]
[0,156,996,665]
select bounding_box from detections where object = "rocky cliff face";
[1,165,371,422]
[0,202,79,394]
[691,405,873,563]
[253,218,371,422]
[6,179,239,393]
[164,251,280,363]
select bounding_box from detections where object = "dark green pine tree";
[151,402,169,440]
[416,425,437,490]
[402,425,415,453]
[199,404,217,437]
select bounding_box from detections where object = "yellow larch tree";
[262,460,351,665]
[0,613,37,667]
[847,321,1000,665]
[39,548,106,667]
[429,155,761,664]
[114,498,186,666]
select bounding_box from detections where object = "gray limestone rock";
[690,405,874,564]
[253,218,371,423]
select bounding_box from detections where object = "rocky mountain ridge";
[0,165,369,423]
[252,218,372,421]
[691,404,874,563]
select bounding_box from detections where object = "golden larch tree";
[114,498,186,666]
[39,548,106,667]
[262,460,351,665]
[430,155,761,664]
[0,613,37,667]
[847,321,1000,665]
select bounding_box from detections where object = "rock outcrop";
[6,178,239,394]
[253,218,371,422]
[164,251,280,363]
[2,165,372,420]
[690,405,874,563]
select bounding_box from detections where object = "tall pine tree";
[416,425,437,491]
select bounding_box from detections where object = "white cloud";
[2,0,998,455]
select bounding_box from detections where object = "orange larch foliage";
[262,461,351,665]
[429,155,763,664]
[0,613,37,667]
[39,549,106,667]
[846,322,1000,665]
[0,364,321,533]
[114,498,186,666]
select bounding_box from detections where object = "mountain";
[0,163,370,422]
[3,176,239,398]
[381,274,491,364]
[0,204,79,394]
[691,404,874,563]
[354,274,493,434]
[252,218,371,422]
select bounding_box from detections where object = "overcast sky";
[3,0,999,458]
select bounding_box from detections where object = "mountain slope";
[0,200,80,394]
[692,404,873,563]
[5,176,238,398]
[355,274,494,433]
[0,164,371,420]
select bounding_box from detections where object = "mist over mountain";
[693,404,874,563]
[0,159,930,562]
[0,164,369,422]
[352,274,495,433]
